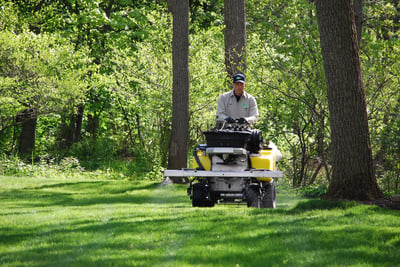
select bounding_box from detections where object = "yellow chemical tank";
[192,149,211,171]
[250,149,276,182]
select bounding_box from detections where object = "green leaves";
[0,30,91,114]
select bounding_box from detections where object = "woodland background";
[0,0,399,196]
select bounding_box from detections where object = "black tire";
[247,129,263,153]
[261,181,276,208]
[192,183,214,207]
[246,184,261,208]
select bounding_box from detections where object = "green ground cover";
[0,176,399,266]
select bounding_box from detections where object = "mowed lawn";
[0,176,399,267]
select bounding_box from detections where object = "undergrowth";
[0,155,164,181]
[297,184,329,198]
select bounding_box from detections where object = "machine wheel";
[246,184,261,208]
[192,182,214,207]
[247,129,263,153]
[261,180,276,208]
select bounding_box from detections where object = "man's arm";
[244,96,259,124]
[216,94,228,121]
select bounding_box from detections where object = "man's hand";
[238,117,249,124]
[225,117,235,123]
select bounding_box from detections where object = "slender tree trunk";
[86,113,99,139]
[74,105,84,142]
[167,0,190,183]
[58,105,84,150]
[224,0,247,78]
[16,109,37,158]
[315,0,383,200]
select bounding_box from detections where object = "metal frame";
[164,169,283,178]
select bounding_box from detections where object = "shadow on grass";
[289,198,360,212]
[29,180,160,192]
[0,181,187,208]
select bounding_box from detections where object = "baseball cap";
[233,73,245,83]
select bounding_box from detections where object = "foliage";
[247,0,330,187]
[0,31,91,111]
[0,154,85,178]
[0,176,399,266]
[188,26,226,146]
[361,0,400,195]
[101,9,173,168]
[68,138,118,166]
[297,184,328,198]
[189,0,224,31]
[0,153,159,180]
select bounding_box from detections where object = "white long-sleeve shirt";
[216,90,259,124]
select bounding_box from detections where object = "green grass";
[0,176,399,267]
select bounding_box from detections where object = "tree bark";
[167,0,190,183]
[353,0,363,46]
[315,0,383,200]
[224,0,247,78]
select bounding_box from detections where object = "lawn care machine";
[164,120,283,208]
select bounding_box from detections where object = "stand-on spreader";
[164,121,283,208]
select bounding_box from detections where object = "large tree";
[224,0,247,78]
[167,0,190,183]
[315,0,383,200]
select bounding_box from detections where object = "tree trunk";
[315,0,383,201]
[58,105,84,150]
[167,0,190,183]
[86,113,99,139]
[224,0,247,78]
[74,105,84,142]
[16,109,37,158]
